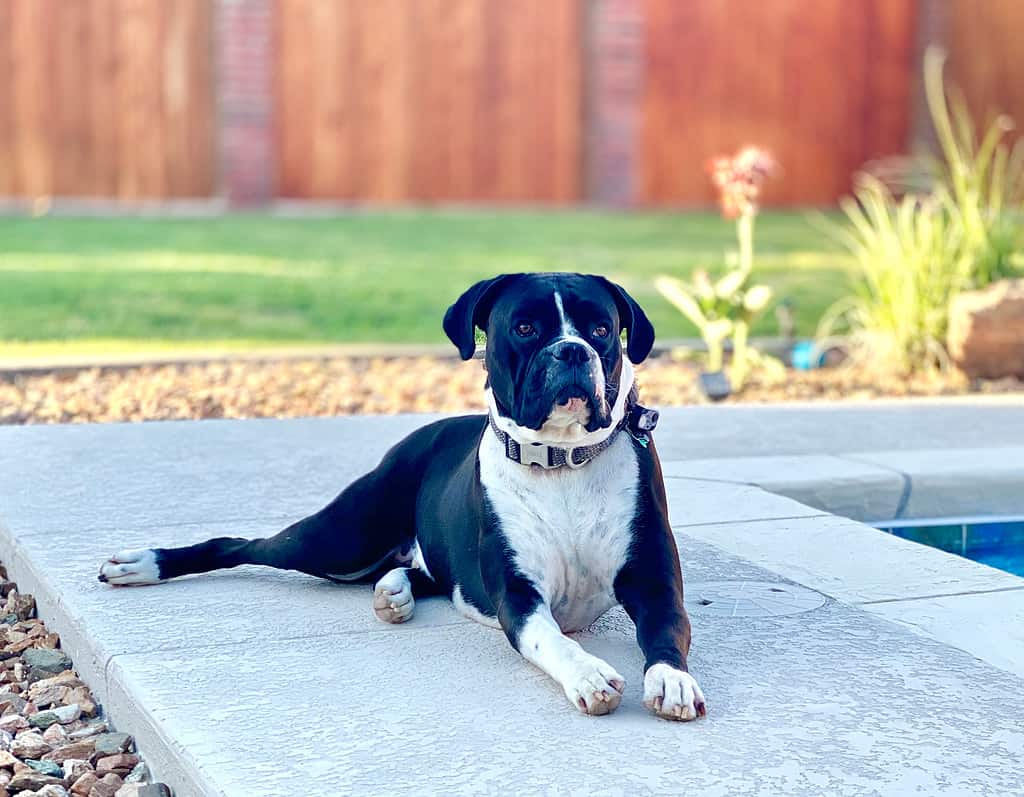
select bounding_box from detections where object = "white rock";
[62,758,91,781]
[51,703,80,724]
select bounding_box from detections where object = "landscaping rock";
[0,750,18,768]
[2,351,1021,427]
[42,741,95,765]
[29,712,60,730]
[42,724,67,746]
[29,675,83,697]
[30,705,79,730]
[10,596,35,623]
[11,733,50,760]
[0,696,27,716]
[31,685,69,711]
[94,756,137,778]
[89,737,131,759]
[22,651,71,679]
[88,772,123,797]
[62,759,92,782]
[63,690,96,719]
[122,764,146,785]
[949,278,1024,378]
[8,768,63,791]
[66,724,106,743]
[51,706,80,726]
[0,718,27,735]
[24,759,63,778]
[37,785,71,797]
[70,772,99,796]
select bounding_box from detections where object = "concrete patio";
[1,399,1023,796]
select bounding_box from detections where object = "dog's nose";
[551,340,590,364]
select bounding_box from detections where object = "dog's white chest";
[478,431,639,632]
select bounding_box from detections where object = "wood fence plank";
[641,0,916,205]
[11,0,55,197]
[276,0,313,198]
[275,0,582,202]
[949,0,1024,135]
[0,0,13,195]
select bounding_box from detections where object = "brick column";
[585,0,645,206]
[217,0,275,205]
[908,0,948,156]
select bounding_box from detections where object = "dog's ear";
[443,275,518,360]
[594,276,656,363]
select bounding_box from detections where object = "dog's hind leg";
[372,566,441,624]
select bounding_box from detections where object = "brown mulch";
[0,356,1022,426]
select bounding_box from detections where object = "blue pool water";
[873,516,1024,578]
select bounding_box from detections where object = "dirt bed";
[1,356,1022,426]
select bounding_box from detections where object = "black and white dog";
[98,273,706,721]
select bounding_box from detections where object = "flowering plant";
[656,147,780,390]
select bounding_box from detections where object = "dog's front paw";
[373,568,415,624]
[98,548,162,586]
[643,663,706,721]
[563,656,625,716]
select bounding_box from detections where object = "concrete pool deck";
[1,399,1023,796]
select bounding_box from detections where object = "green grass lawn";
[0,211,853,356]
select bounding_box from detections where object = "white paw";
[373,568,415,624]
[98,549,162,586]
[563,656,625,716]
[643,663,706,721]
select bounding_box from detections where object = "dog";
[98,273,706,721]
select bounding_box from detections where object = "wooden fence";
[276,0,581,202]
[0,0,214,200]
[0,0,1021,205]
[641,0,917,205]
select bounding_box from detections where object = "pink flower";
[707,147,777,218]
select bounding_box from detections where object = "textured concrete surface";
[1,407,1024,796]
[678,514,1024,603]
[868,588,1024,679]
[847,446,1024,519]
[663,455,906,521]
[649,396,1024,461]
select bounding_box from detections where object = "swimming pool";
[873,516,1024,578]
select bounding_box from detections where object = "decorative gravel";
[0,564,171,797]
[0,356,1021,426]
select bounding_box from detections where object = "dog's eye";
[515,322,536,337]
[592,324,610,339]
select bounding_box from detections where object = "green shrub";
[818,176,972,373]
[871,47,1024,287]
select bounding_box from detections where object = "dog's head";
[444,273,654,437]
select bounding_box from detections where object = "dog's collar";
[487,388,659,470]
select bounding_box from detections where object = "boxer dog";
[98,273,706,721]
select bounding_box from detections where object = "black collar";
[487,391,659,470]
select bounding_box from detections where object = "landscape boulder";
[948,279,1024,378]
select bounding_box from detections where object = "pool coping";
[663,446,1024,679]
[1,411,1023,795]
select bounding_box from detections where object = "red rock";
[10,730,50,758]
[8,768,63,791]
[949,279,1024,378]
[89,772,124,797]
[71,771,100,796]
[0,714,28,733]
[95,754,139,776]
[43,739,96,764]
